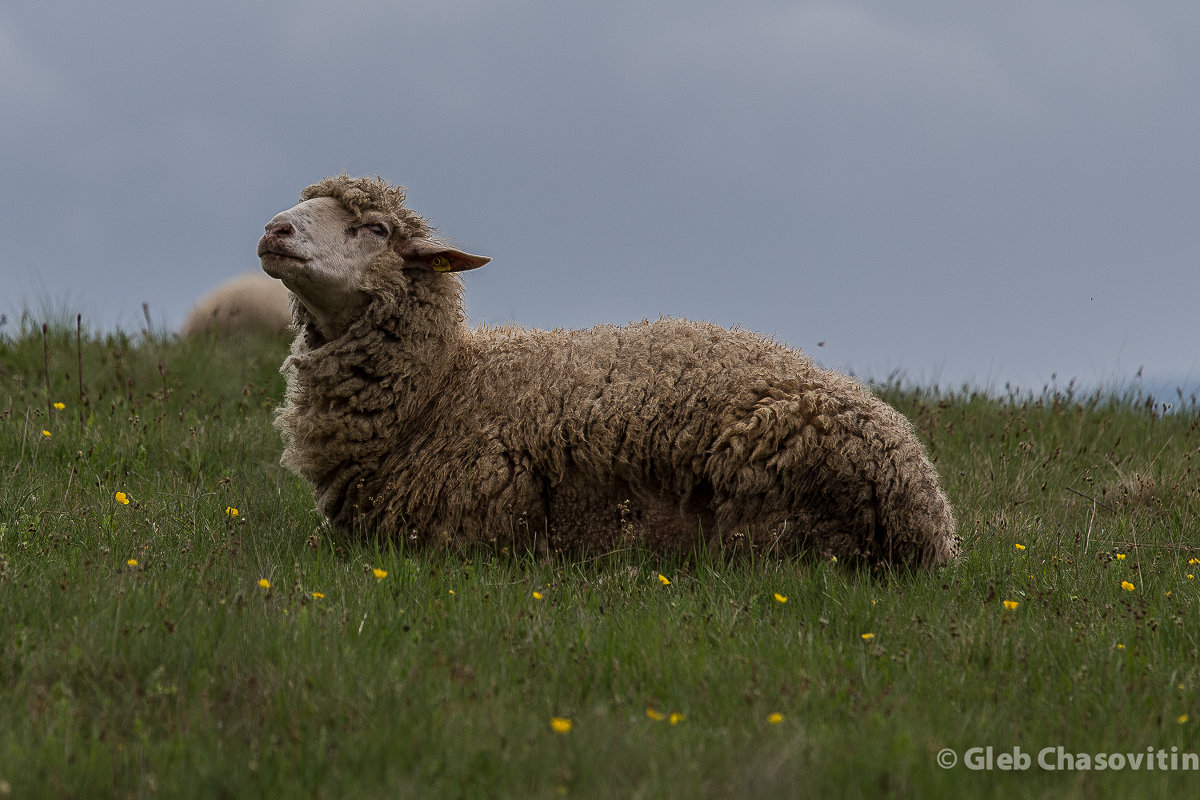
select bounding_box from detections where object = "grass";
[2,314,1200,798]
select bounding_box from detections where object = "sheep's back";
[456,318,859,492]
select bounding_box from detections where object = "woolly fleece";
[271,176,958,567]
[182,272,291,338]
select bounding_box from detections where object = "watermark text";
[937,746,1199,771]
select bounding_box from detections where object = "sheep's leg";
[461,449,551,554]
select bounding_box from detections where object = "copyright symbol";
[936,748,957,769]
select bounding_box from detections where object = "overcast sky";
[3,1,1197,393]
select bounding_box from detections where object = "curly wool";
[300,174,434,241]
[275,177,958,568]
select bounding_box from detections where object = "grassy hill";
[2,318,1198,798]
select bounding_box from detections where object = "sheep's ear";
[396,238,490,273]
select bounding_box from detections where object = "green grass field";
[2,316,1199,798]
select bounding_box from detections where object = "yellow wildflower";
[448,589,455,595]
[668,713,684,725]
[312,592,325,599]
[258,578,270,589]
[52,402,65,410]
[1189,574,1195,581]
[41,429,51,438]
[1115,553,1126,560]
[1014,543,1026,551]
[115,492,130,505]
[767,712,784,725]
[532,591,544,600]
[861,632,875,641]
[550,717,572,734]
[225,506,239,517]
[1116,644,1125,650]
[373,568,388,580]
[126,558,138,567]
[658,574,670,585]
[1179,714,1190,725]
[1121,581,1135,592]
[646,708,665,721]
[773,593,788,604]
[1003,600,1019,610]
[1190,558,1200,565]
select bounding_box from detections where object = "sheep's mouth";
[257,242,308,262]
[258,244,311,281]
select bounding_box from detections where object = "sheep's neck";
[315,305,456,413]
[279,286,463,508]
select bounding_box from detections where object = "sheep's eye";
[359,222,389,237]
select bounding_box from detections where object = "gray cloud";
[2,1,1197,391]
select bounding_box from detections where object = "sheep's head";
[258,175,489,340]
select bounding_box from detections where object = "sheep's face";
[258,196,489,340]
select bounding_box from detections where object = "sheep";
[260,175,957,568]
[181,272,291,339]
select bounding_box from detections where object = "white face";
[257,197,394,338]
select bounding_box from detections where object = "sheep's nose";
[265,221,294,237]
